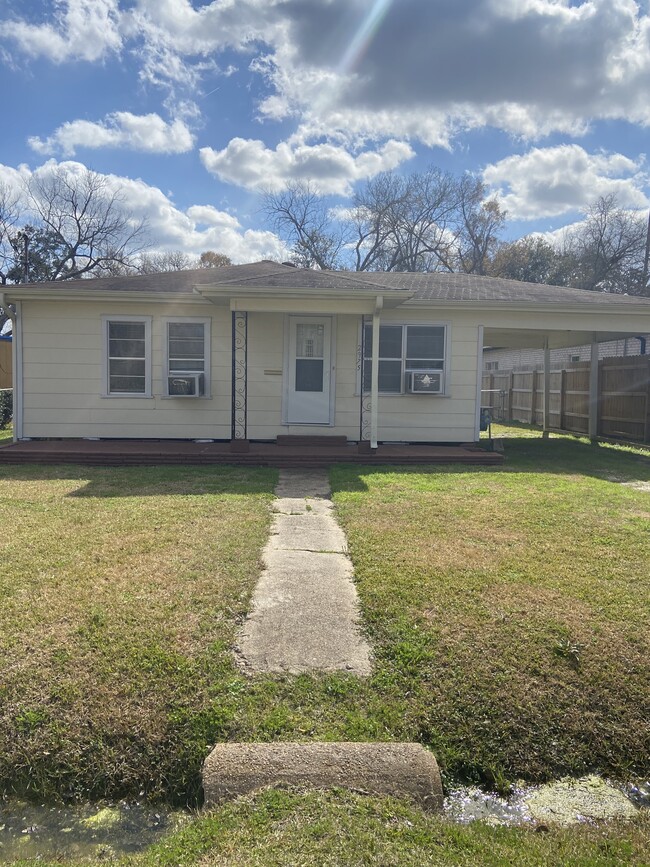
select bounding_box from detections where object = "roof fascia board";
[405,299,650,315]
[3,289,209,304]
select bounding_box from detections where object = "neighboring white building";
[2,262,650,446]
[484,334,649,371]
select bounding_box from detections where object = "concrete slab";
[203,742,443,812]
[236,469,372,674]
[271,497,333,515]
[269,513,348,553]
[274,470,331,499]
[237,550,371,674]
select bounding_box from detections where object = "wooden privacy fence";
[0,340,11,389]
[482,356,650,443]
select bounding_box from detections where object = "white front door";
[286,316,332,424]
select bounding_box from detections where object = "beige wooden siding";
[21,300,487,443]
[244,312,480,443]
[21,300,232,440]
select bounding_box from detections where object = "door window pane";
[296,359,324,392]
[296,324,324,359]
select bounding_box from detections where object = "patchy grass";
[1,428,649,815]
[0,464,276,803]
[9,790,650,867]
[0,423,13,445]
[329,428,650,789]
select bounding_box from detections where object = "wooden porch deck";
[0,438,502,468]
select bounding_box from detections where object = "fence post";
[507,371,513,421]
[559,368,566,431]
[529,370,537,425]
[589,339,599,441]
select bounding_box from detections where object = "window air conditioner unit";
[168,372,205,397]
[406,371,443,394]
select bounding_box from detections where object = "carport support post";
[589,336,599,442]
[370,296,383,450]
[542,339,551,438]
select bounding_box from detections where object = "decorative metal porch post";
[231,311,249,450]
[358,314,372,449]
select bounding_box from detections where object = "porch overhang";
[193,284,413,314]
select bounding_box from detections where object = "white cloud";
[28,113,195,157]
[0,0,122,63]
[200,138,414,194]
[483,145,649,219]
[4,1,650,152]
[5,160,286,264]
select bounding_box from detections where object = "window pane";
[169,338,204,359]
[363,324,402,359]
[363,359,402,393]
[109,321,145,341]
[109,375,146,393]
[379,326,403,358]
[405,359,444,370]
[109,358,145,377]
[167,322,205,377]
[295,359,324,392]
[109,338,145,358]
[406,326,444,360]
[169,359,204,372]
[169,323,204,340]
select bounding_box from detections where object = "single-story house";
[2,261,650,448]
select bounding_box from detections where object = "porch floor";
[0,439,502,468]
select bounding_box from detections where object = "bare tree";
[262,182,346,270]
[262,169,506,273]
[351,169,460,272]
[24,166,148,281]
[454,176,506,275]
[562,195,648,294]
[137,250,195,274]
[0,182,22,285]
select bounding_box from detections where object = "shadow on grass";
[0,463,278,498]
[330,435,650,494]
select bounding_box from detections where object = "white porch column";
[542,339,551,438]
[370,296,383,449]
[589,336,599,441]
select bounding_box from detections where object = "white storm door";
[286,316,332,424]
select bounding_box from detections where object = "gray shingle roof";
[10,261,650,306]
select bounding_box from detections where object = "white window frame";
[360,321,449,395]
[102,315,152,398]
[162,317,211,399]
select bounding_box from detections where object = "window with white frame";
[363,323,447,393]
[165,319,210,397]
[104,316,151,396]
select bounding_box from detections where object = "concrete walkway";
[236,470,372,675]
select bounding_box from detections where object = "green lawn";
[0,424,12,446]
[0,464,277,802]
[0,431,649,862]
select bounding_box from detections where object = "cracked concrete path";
[236,469,372,675]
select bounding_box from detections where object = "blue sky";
[1,0,649,263]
